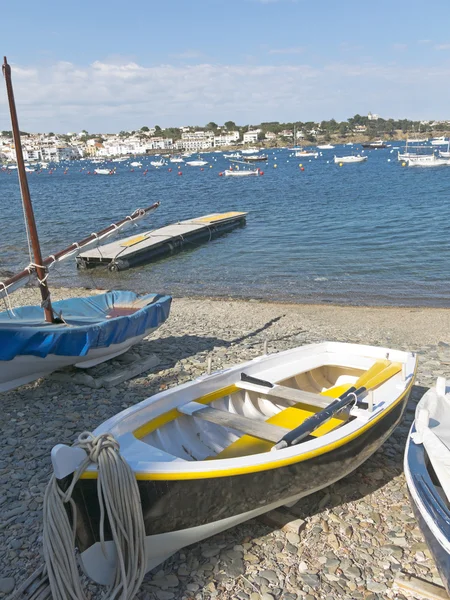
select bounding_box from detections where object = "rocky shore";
[1,287,450,599]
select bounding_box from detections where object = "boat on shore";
[404,378,450,595]
[0,57,171,392]
[333,155,367,164]
[49,342,417,584]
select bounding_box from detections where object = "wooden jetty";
[76,211,248,271]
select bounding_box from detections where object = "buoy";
[387,159,391,162]
[299,164,303,167]
[260,171,264,175]
[339,163,343,167]
[178,171,182,176]
[219,172,223,176]
[168,168,172,172]
[200,168,204,171]
[131,169,134,172]
[87,171,90,175]
[301,167,305,171]
[274,164,277,168]
[402,162,406,167]
[210,165,213,168]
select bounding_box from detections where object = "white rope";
[0,282,16,316]
[42,432,147,600]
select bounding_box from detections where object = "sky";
[2,0,450,132]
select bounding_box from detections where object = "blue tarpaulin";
[0,291,171,361]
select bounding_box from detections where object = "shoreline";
[1,286,449,598]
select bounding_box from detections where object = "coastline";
[1,286,449,598]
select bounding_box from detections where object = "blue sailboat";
[0,57,171,392]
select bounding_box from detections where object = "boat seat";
[235,380,335,409]
[177,402,290,443]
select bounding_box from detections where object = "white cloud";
[1,58,450,131]
[435,43,450,50]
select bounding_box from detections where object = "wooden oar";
[274,361,402,450]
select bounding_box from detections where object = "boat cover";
[412,383,450,502]
[0,291,171,360]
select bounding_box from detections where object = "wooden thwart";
[177,401,289,442]
[236,380,333,409]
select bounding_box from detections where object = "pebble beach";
[2,287,450,599]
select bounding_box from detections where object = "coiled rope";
[42,432,146,600]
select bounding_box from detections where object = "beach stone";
[366,579,388,593]
[0,578,15,594]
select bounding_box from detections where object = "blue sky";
[2,0,450,132]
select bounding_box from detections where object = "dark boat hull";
[405,429,450,594]
[70,385,411,579]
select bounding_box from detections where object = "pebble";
[1,290,449,600]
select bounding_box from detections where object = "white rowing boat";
[224,169,261,177]
[333,155,367,164]
[50,342,416,584]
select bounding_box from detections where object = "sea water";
[1,144,450,307]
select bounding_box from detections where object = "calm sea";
[1,143,450,307]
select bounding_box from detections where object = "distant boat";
[186,160,208,166]
[94,168,114,175]
[112,156,128,163]
[150,158,166,167]
[431,136,448,146]
[407,137,428,143]
[361,140,387,149]
[130,161,142,167]
[243,155,268,162]
[295,149,319,158]
[317,144,335,150]
[241,147,260,154]
[333,155,367,164]
[91,159,103,164]
[224,169,261,177]
[224,153,241,158]
[404,377,450,595]
[169,157,184,163]
[406,155,450,167]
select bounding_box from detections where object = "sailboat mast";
[2,57,54,323]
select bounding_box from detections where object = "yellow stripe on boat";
[120,234,149,247]
[193,212,246,224]
[133,385,238,439]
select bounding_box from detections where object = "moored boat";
[295,149,319,158]
[243,154,268,162]
[224,169,261,177]
[150,158,166,167]
[49,341,416,584]
[405,155,450,167]
[186,160,208,166]
[317,144,335,150]
[361,140,387,149]
[333,155,367,164]
[94,168,114,175]
[404,378,450,594]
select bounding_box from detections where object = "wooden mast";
[2,56,54,322]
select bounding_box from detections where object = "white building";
[177,131,215,151]
[213,131,239,146]
[368,112,380,121]
[243,130,260,144]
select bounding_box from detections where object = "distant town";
[1,113,449,162]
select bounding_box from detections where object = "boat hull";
[0,291,171,392]
[405,430,450,594]
[74,382,411,583]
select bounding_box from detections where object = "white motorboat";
[94,168,114,175]
[295,149,319,158]
[317,144,335,150]
[169,157,184,163]
[186,160,208,167]
[150,158,166,167]
[224,169,261,177]
[112,157,128,163]
[130,161,142,167]
[439,151,450,158]
[241,148,260,154]
[333,155,367,164]
[48,342,417,586]
[224,153,241,159]
[406,155,450,167]
[431,136,448,146]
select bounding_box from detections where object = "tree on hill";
[205,121,218,131]
[224,120,236,130]
[141,126,149,132]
